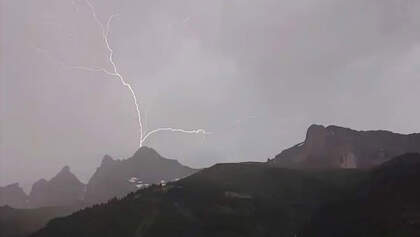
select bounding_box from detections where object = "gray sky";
[1,0,420,191]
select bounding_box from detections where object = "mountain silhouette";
[269,124,420,168]
[30,153,420,237]
[0,183,28,208]
[29,166,85,208]
[20,147,195,207]
[84,146,197,204]
[1,147,199,237]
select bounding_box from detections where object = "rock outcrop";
[269,124,420,168]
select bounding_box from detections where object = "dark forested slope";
[31,154,420,237]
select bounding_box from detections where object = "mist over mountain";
[0,183,28,209]
[0,147,200,237]
[28,166,85,208]
[3,124,419,209]
[2,125,420,237]
[0,147,197,210]
[0,168,84,236]
[270,124,420,168]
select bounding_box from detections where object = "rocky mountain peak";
[133,146,161,160]
[85,146,197,204]
[101,154,114,165]
[59,165,71,174]
[49,166,82,186]
[29,166,85,208]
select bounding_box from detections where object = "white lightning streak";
[85,0,144,147]
[84,0,209,147]
[142,128,210,145]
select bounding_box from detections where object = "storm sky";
[1,0,420,191]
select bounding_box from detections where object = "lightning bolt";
[81,0,208,147]
[142,128,209,145]
[83,2,144,146]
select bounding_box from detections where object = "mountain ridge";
[269,124,420,168]
[1,146,197,209]
[0,183,28,209]
[28,166,85,208]
[31,153,420,237]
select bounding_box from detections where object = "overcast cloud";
[1,0,420,191]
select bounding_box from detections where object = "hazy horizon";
[2,0,420,191]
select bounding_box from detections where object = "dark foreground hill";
[269,124,420,168]
[0,205,77,237]
[302,153,420,236]
[31,153,420,237]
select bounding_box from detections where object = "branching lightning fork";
[82,0,208,147]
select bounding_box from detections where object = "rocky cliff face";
[84,146,197,204]
[0,183,28,208]
[269,124,420,168]
[29,166,85,208]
